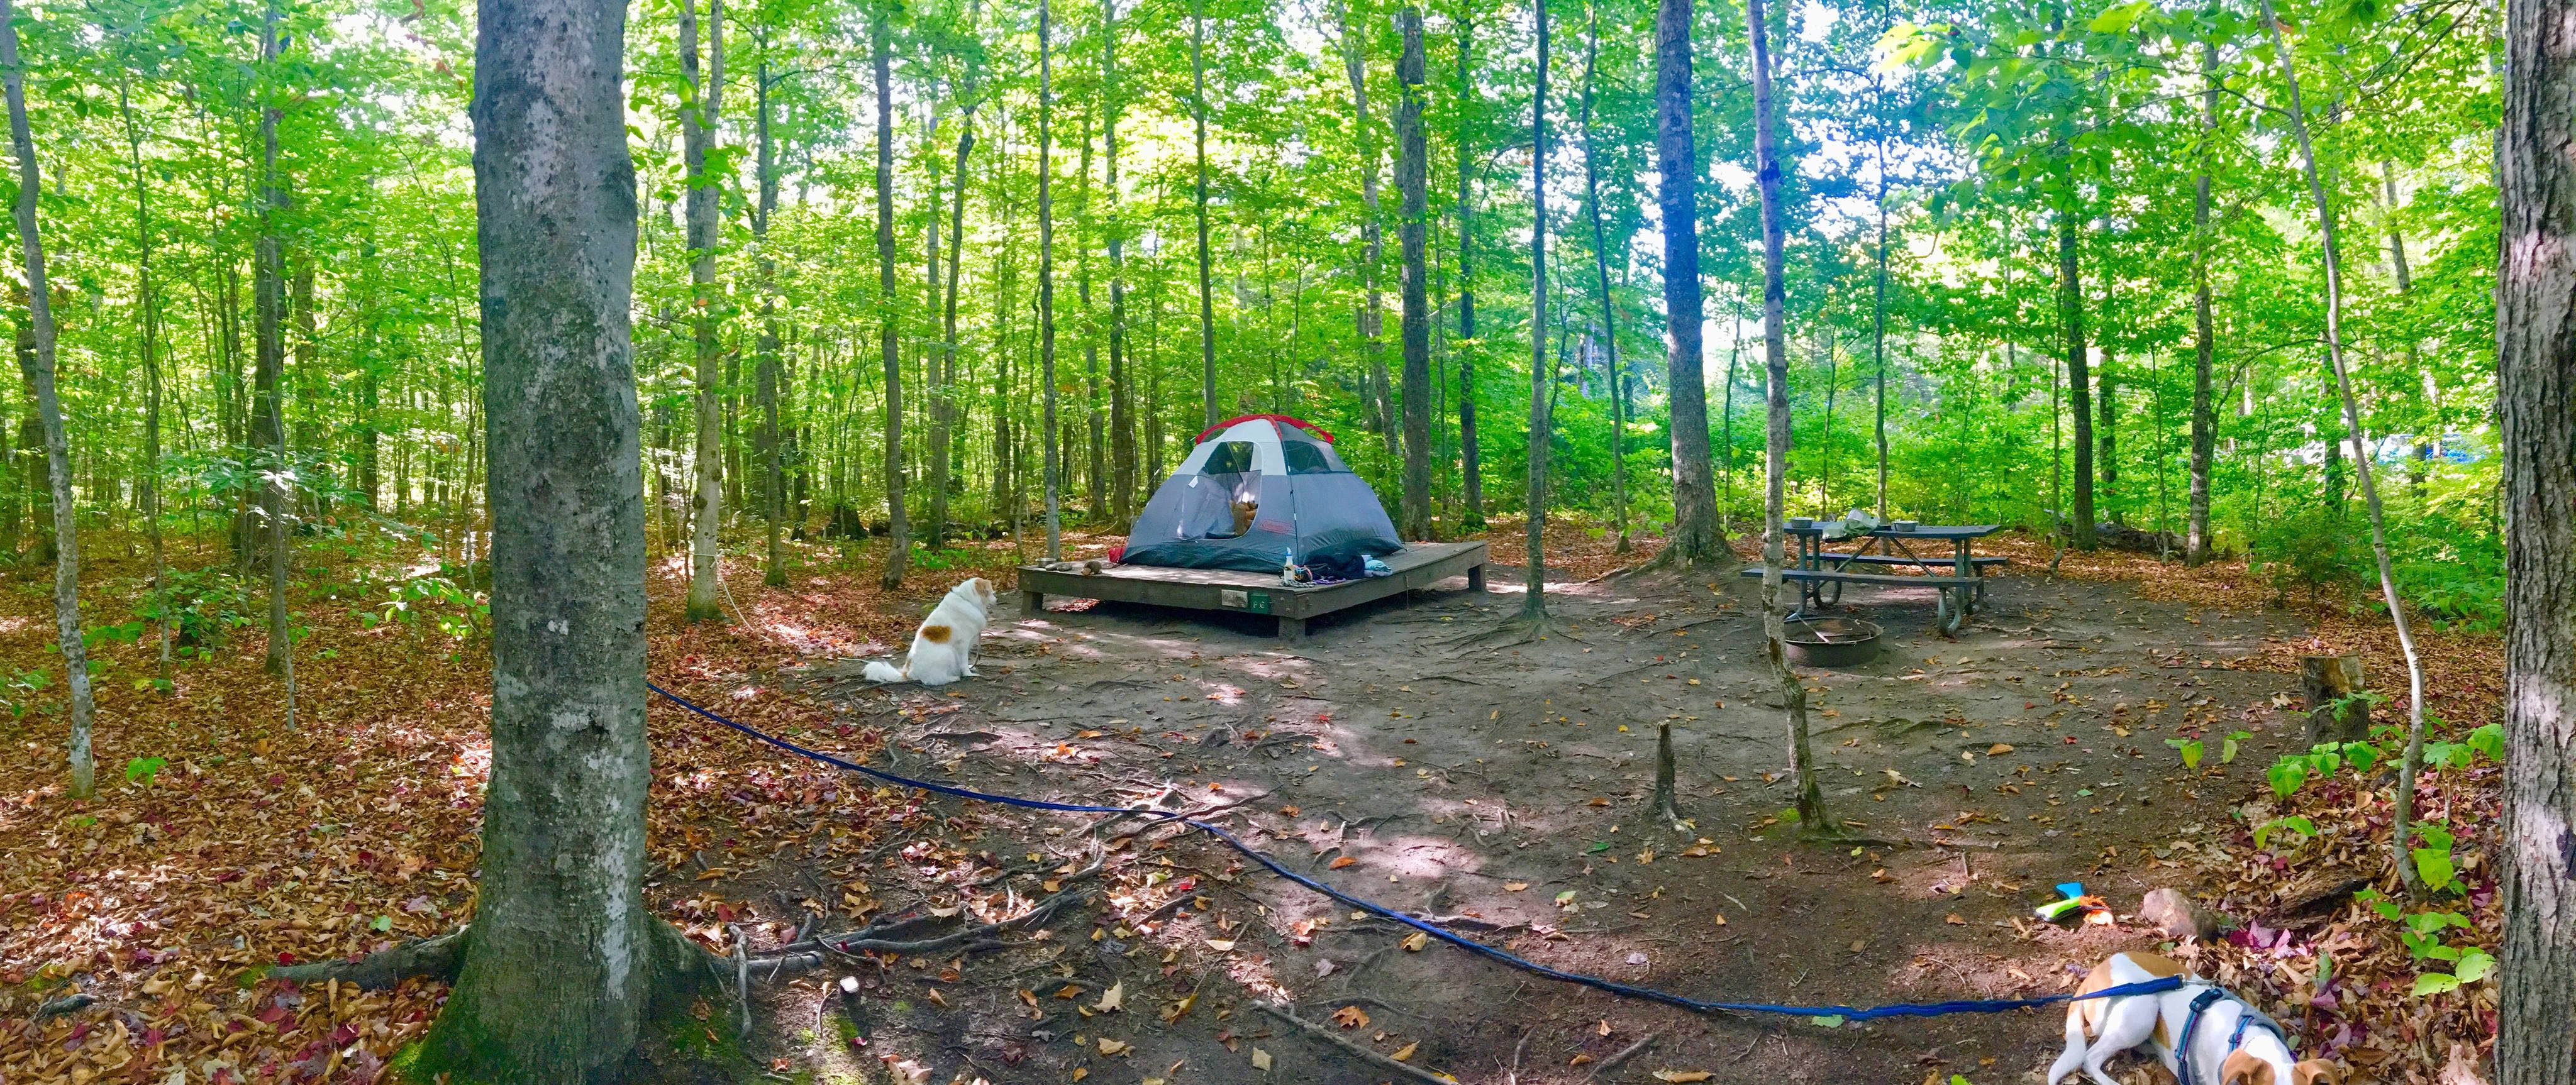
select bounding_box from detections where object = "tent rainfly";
[1121,414,1404,573]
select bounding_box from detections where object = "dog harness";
[2172,984,2290,1085]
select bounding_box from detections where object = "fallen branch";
[1591,1032,1657,1079]
[1250,1001,1453,1085]
[745,859,1106,977]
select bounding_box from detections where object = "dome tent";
[1121,414,1403,573]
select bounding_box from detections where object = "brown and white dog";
[2048,952,2338,1085]
[862,577,999,686]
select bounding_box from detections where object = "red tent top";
[1193,413,1336,445]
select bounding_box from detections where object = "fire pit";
[1784,617,1882,668]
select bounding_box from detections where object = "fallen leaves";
[1400,931,1429,952]
[1652,1071,1714,1082]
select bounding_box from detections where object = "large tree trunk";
[417,0,717,1071]
[2057,202,2096,549]
[1454,7,1484,532]
[1650,0,1724,568]
[1521,0,1552,622]
[680,0,728,621]
[1191,0,1218,429]
[874,1,909,589]
[2498,0,2576,1068]
[933,104,974,548]
[1039,0,1062,561]
[1748,0,1825,831]
[0,0,96,797]
[2186,38,2219,566]
[2258,0,2431,893]
[255,0,295,703]
[1395,5,1433,541]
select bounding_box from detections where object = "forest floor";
[0,518,2502,1085]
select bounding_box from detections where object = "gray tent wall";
[1123,417,1403,573]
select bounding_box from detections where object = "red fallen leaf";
[276,950,297,965]
[142,1027,164,1047]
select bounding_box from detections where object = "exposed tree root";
[1252,1001,1455,1085]
[267,928,470,990]
[1445,612,1587,653]
[743,856,1107,977]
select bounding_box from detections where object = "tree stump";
[2299,654,2369,745]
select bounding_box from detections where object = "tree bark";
[1395,5,1433,541]
[1454,7,1484,532]
[1103,0,1135,522]
[1748,0,1825,830]
[119,75,173,692]
[2498,0,2576,1067]
[0,0,96,797]
[2258,0,2430,893]
[1191,0,1218,430]
[1650,0,1724,569]
[1039,0,1062,561]
[1338,3,1399,482]
[253,1,296,712]
[933,102,975,548]
[416,0,719,1072]
[680,0,728,621]
[755,54,787,588]
[874,0,909,589]
[1577,3,1623,553]
[2058,203,2094,549]
[2186,38,2219,567]
[1521,0,1551,622]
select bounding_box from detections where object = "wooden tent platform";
[1016,541,1488,640]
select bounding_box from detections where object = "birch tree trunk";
[2258,0,2431,893]
[2186,38,2219,566]
[0,0,96,798]
[2497,0,2576,1069]
[1748,0,1826,829]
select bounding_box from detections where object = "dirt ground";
[734,554,2323,1085]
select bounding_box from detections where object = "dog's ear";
[2221,1051,2275,1085]
[2289,1060,2340,1085]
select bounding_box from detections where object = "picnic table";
[1738,522,2006,634]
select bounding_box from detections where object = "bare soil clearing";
[756,561,2319,1084]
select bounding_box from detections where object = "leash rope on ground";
[647,680,2186,1022]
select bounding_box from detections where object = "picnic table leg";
[1467,563,1486,592]
[1936,586,1965,637]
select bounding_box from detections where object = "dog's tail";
[862,659,909,684]
[2043,1003,2089,1085]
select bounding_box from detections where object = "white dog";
[2048,952,2337,1085]
[862,577,999,686]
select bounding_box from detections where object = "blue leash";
[647,680,2187,1022]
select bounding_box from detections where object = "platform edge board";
[1017,541,1487,624]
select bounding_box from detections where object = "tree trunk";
[2187,39,2219,566]
[1521,0,1551,621]
[1103,0,1135,522]
[0,0,96,797]
[119,76,173,692]
[255,0,294,703]
[1191,0,1218,430]
[1340,2,1397,480]
[933,104,974,548]
[680,0,728,621]
[1748,0,1825,830]
[1577,4,1624,553]
[2258,0,2429,893]
[874,1,909,589]
[2058,203,2095,549]
[418,0,717,1069]
[755,54,788,588]
[1650,0,1723,568]
[1455,7,1485,532]
[2497,0,2576,1064]
[1395,5,1433,542]
[1039,0,1062,561]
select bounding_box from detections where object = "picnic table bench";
[1736,523,2007,634]
[1018,540,1488,641]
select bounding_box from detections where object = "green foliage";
[2410,823,2460,895]
[2252,815,2314,851]
[2250,508,2368,604]
[2165,737,2202,770]
[123,756,167,785]
[2221,730,2251,765]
